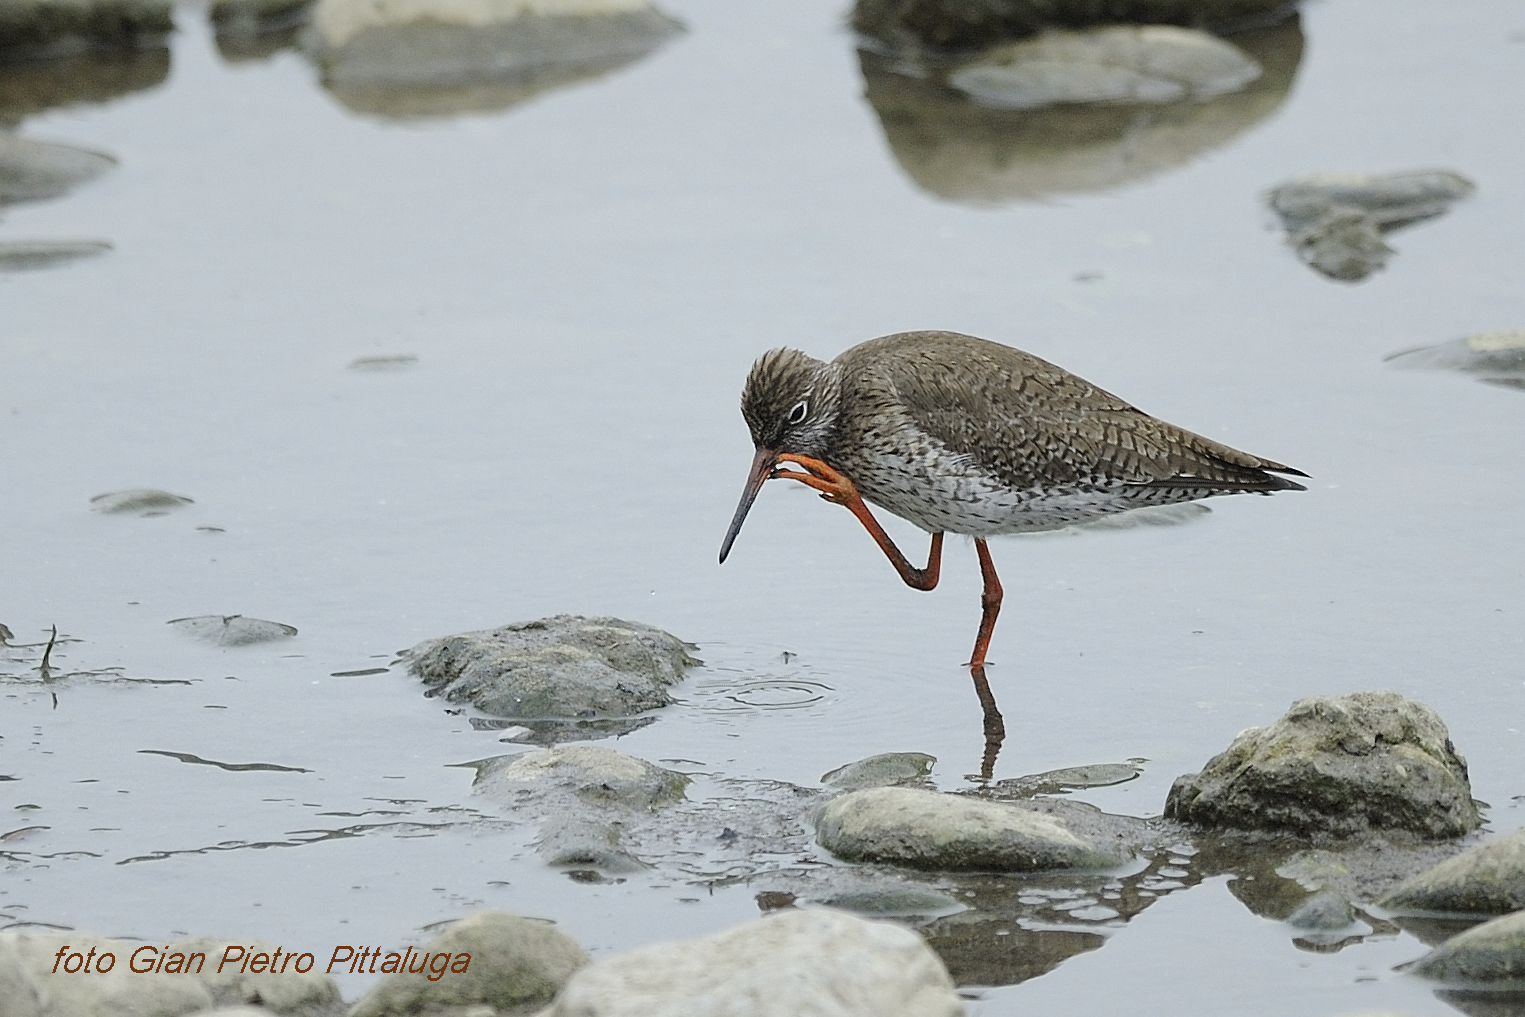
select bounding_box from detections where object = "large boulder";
[406,615,698,721]
[1380,829,1525,916]
[349,911,588,1017]
[541,909,963,1017]
[816,786,1125,871]
[1164,691,1481,839]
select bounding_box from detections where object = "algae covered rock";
[817,786,1125,871]
[543,909,963,1017]
[406,614,698,720]
[1380,829,1525,916]
[349,911,589,1017]
[1164,691,1481,839]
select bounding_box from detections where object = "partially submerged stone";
[1386,331,1525,386]
[0,0,172,60]
[543,909,963,1017]
[349,911,589,1017]
[306,0,684,120]
[949,26,1260,110]
[534,816,647,873]
[821,751,936,791]
[89,488,193,515]
[1285,890,1357,931]
[0,239,112,271]
[816,786,1125,871]
[1266,170,1475,282]
[1380,829,1525,917]
[406,615,698,720]
[0,930,340,1016]
[1164,691,1481,839]
[0,133,115,205]
[1404,910,1525,988]
[852,0,1297,56]
[167,614,299,646]
[474,745,689,811]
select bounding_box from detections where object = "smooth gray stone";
[474,745,689,811]
[1164,690,1480,839]
[851,0,1297,55]
[821,752,935,790]
[949,26,1260,110]
[543,909,963,1017]
[0,133,115,204]
[1288,206,1392,282]
[534,817,647,873]
[1381,829,1525,916]
[817,786,1125,871]
[349,911,588,1017]
[0,0,171,59]
[1405,910,1525,987]
[1386,331,1525,376]
[1267,170,1475,232]
[167,615,298,645]
[407,614,698,719]
[1285,890,1356,931]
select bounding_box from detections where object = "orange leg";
[968,538,1003,668]
[773,454,942,591]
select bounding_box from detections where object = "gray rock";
[851,0,1297,56]
[0,930,342,1017]
[1164,691,1481,839]
[0,133,114,205]
[473,745,689,811]
[1267,170,1475,282]
[1405,910,1525,987]
[949,26,1260,110]
[349,911,589,1017]
[1380,829,1525,916]
[817,786,1125,871]
[543,909,964,1017]
[534,817,647,873]
[821,752,936,790]
[1285,890,1356,931]
[167,615,299,646]
[163,937,340,1015]
[1386,331,1525,387]
[0,239,112,270]
[305,0,683,121]
[405,615,698,720]
[973,761,1143,798]
[0,0,171,59]
[90,488,193,515]
[859,18,1302,203]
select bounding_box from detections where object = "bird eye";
[787,400,809,425]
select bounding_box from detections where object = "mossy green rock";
[1165,691,1480,839]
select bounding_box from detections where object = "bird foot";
[771,454,858,506]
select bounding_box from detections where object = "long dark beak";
[719,447,778,564]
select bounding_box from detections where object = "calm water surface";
[3,0,1524,1012]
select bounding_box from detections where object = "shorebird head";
[719,348,840,563]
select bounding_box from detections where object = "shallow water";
[3,0,1524,1011]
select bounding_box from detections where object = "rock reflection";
[212,0,313,63]
[859,17,1303,203]
[1386,331,1525,392]
[305,0,684,121]
[0,49,168,126]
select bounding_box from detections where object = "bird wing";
[858,333,1304,493]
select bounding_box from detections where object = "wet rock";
[852,0,1297,56]
[543,908,963,1017]
[89,488,193,515]
[1165,691,1481,840]
[1386,331,1525,389]
[305,0,684,121]
[0,930,341,1017]
[0,0,172,60]
[474,745,688,811]
[949,26,1260,110]
[860,18,1303,203]
[821,751,936,791]
[971,761,1143,798]
[405,615,698,721]
[817,786,1125,871]
[1405,910,1525,988]
[167,615,299,645]
[0,49,168,124]
[1266,170,1475,282]
[0,133,115,205]
[349,911,588,1017]
[1380,829,1525,917]
[534,816,646,873]
[0,239,112,270]
[1286,890,1356,931]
